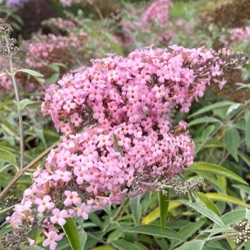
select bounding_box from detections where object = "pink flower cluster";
[142,0,172,27]
[230,26,250,41]
[42,17,76,31]
[59,0,93,6]
[0,74,12,94]
[42,45,234,133]
[59,0,80,6]
[221,26,250,46]
[119,0,174,48]
[0,58,13,94]
[25,33,87,73]
[8,45,247,249]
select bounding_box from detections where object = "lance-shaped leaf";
[16,69,44,78]
[141,201,181,225]
[0,147,17,165]
[175,240,205,250]
[13,99,41,110]
[158,191,169,233]
[188,162,247,184]
[179,201,225,228]
[189,101,234,118]
[205,193,250,208]
[130,195,142,226]
[125,225,183,240]
[62,218,85,250]
[223,127,240,161]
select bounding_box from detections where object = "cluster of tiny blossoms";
[42,17,76,32]
[230,26,250,42]
[220,26,250,46]
[142,0,172,27]
[25,33,87,75]
[59,0,93,6]
[0,58,12,94]
[5,0,29,7]
[120,0,173,48]
[7,45,248,249]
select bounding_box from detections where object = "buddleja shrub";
[4,45,248,249]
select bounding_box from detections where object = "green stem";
[5,35,24,170]
[205,232,238,243]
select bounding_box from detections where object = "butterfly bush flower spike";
[7,45,248,249]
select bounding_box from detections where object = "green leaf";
[0,147,17,165]
[1,120,17,136]
[213,106,229,120]
[125,225,183,240]
[179,201,225,228]
[203,140,224,149]
[189,101,234,118]
[0,205,15,216]
[188,117,222,126]
[92,246,115,250]
[13,99,41,110]
[175,240,205,250]
[107,228,124,243]
[113,133,124,156]
[245,241,250,250]
[226,103,241,116]
[158,191,169,233]
[28,227,44,244]
[221,209,246,226]
[0,223,12,237]
[205,193,250,208]
[16,69,44,78]
[17,174,32,185]
[89,212,104,228]
[133,242,149,250]
[154,238,169,249]
[239,152,250,166]
[105,33,124,56]
[79,229,87,249]
[223,127,240,161]
[62,218,83,250]
[25,246,44,250]
[130,195,142,226]
[245,113,250,151]
[111,240,140,250]
[232,184,250,194]
[57,237,71,250]
[170,220,205,249]
[49,62,67,72]
[202,125,216,143]
[141,201,181,225]
[196,192,221,216]
[48,72,60,83]
[195,125,216,153]
[188,162,247,184]
[236,82,250,90]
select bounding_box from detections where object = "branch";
[205,232,238,243]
